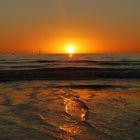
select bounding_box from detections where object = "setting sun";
[66,45,75,54]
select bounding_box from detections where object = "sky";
[0,0,140,54]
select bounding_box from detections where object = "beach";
[1,0,140,139]
[0,54,140,140]
[0,80,140,140]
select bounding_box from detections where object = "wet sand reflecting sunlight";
[0,80,140,140]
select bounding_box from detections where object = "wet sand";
[0,80,140,140]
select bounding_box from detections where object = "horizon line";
[0,52,140,55]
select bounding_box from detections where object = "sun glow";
[66,45,75,54]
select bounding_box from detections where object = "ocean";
[0,54,140,140]
[0,53,140,70]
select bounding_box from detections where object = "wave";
[29,60,140,65]
[0,67,140,82]
[50,84,130,90]
[1,60,140,66]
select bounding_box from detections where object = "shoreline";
[0,80,140,140]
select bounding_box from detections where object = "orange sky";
[0,0,140,54]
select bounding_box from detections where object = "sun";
[66,45,75,54]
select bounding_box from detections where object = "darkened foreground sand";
[0,80,140,140]
[0,67,140,82]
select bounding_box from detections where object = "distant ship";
[39,48,41,55]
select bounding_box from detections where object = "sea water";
[0,54,140,140]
